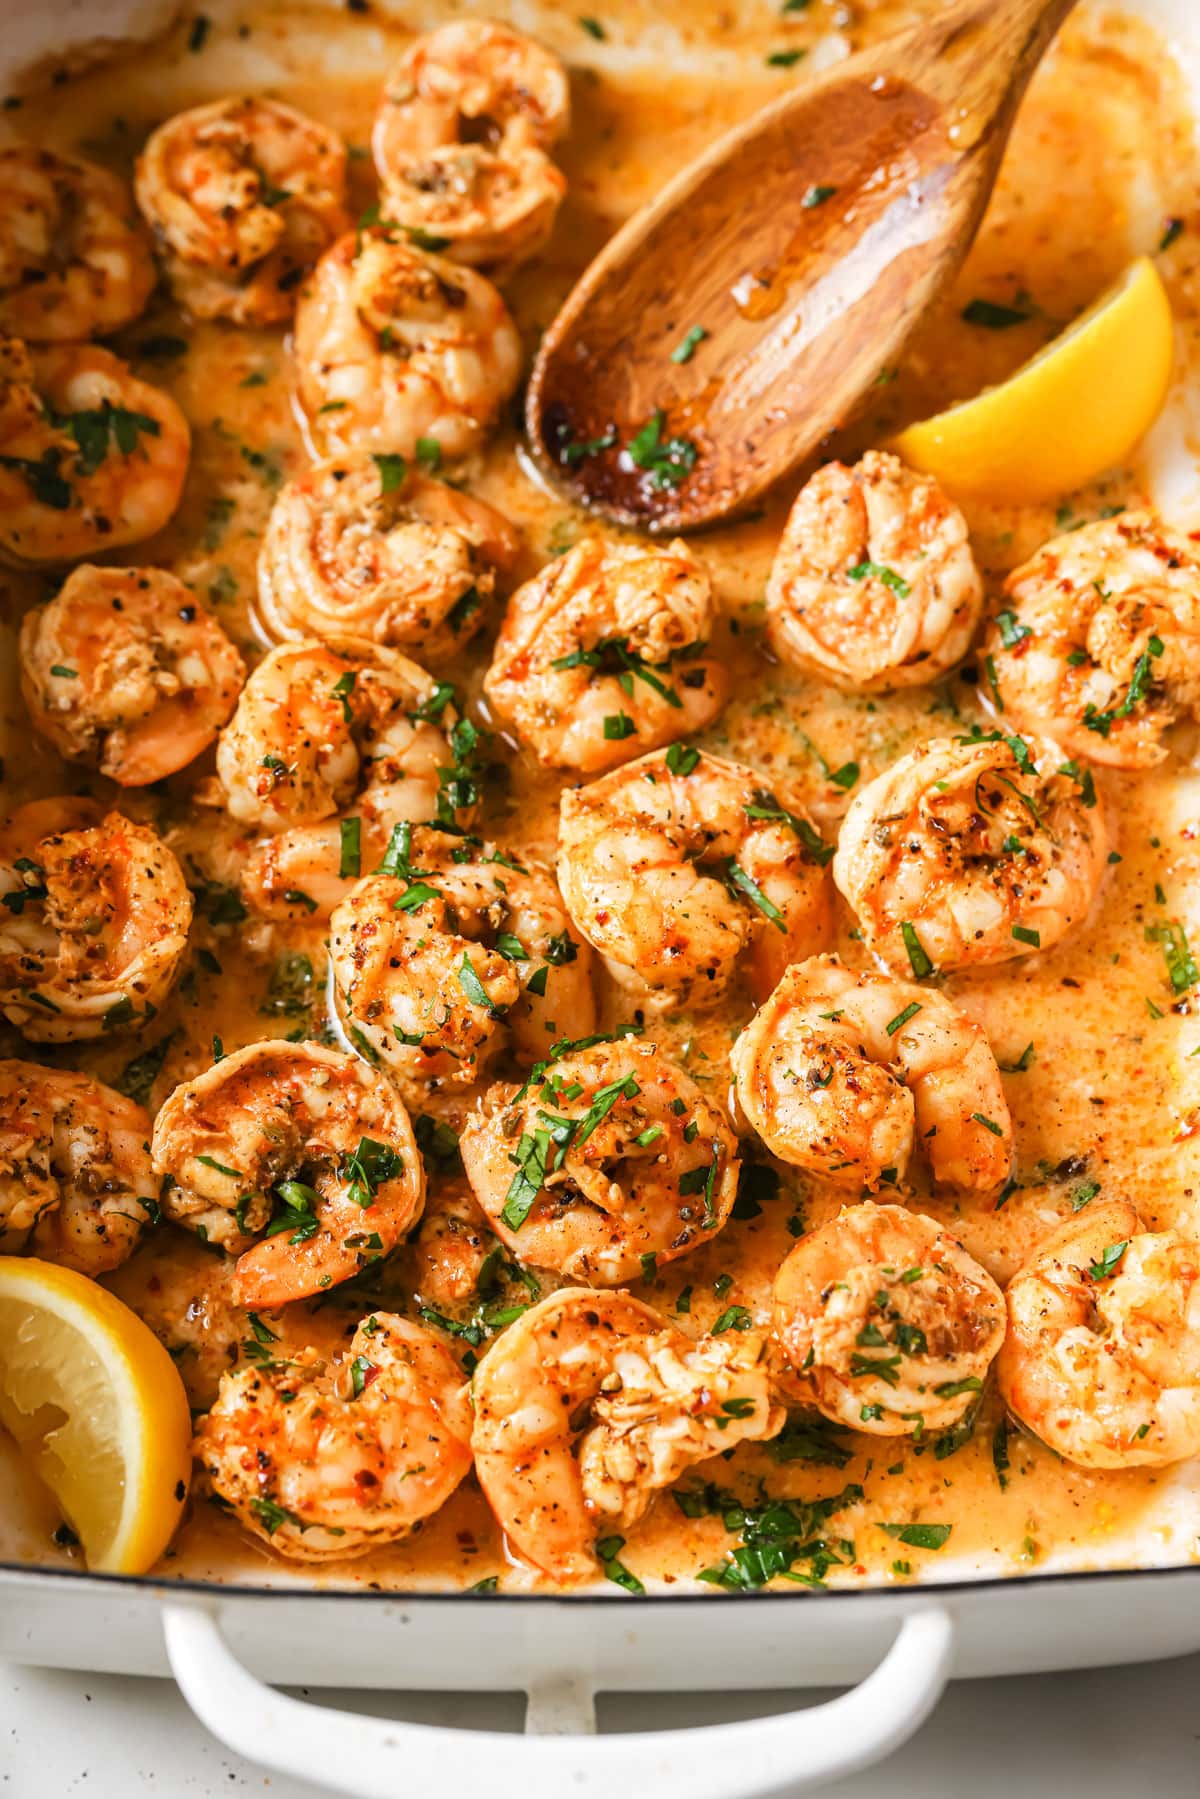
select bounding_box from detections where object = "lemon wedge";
[0,1257,192,1573]
[892,257,1174,504]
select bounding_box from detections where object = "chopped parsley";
[1083,635,1163,738]
[249,1496,303,1536]
[995,609,1031,648]
[260,952,314,1019]
[697,1483,862,1590]
[116,1032,177,1106]
[332,669,357,725]
[666,741,700,776]
[882,1522,952,1550]
[373,452,407,493]
[846,560,910,598]
[595,1535,645,1594]
[338,816,361,880]
[624,409,698,489]
[711,1304,751,1334]
[670,325,708,364]
[768,1417,853,1468]
[1145,919,1199,995]
[559,429,618,466]
[724,859,786,931]
[458,952,503,1014]
[339,1136,402,1208]
[900,921,934,979]
[60,400,160,476]
[743,789,834,865]
[1088,1240,1129,1282]
[885,1001,922,1037]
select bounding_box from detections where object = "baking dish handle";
[162,1599,953,1798]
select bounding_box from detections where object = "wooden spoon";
[526,0,1077,534]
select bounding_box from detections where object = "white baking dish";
[4,1,1200,1792]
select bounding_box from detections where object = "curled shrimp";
[832,733,1109,976]
[151,1039,425,1308]
[0,799,192,1041]
[405,1176,495,1307]
[0,146,155,342]
[983,512,1200,769]
[732,955,1012,1197]
[216,639,477,920]
[135,97,348,324]
[106,1232,253,1410]
[0,335,190,565]
[372,19,569,274]
[483,536,728,774]
[293,229,521,462]
[557,747,833,1009]
[766,451,983,692]
[997,1200,1200,1469]
[471,1288,783,1582]
[773,1201,1006,1436]
[330,830,595,1087]
[196,1312,472,1560]
[20,564,245,786]
[257,451,520,662]
[461,1038,740,1284]
[0,1059,156,1276]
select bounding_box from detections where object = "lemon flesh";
[0,1257,192,1574]
[892,257,1174,504]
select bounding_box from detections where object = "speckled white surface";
[4,1654,1200,1798]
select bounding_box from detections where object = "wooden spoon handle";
[912,0,1078,123]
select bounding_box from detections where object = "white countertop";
[4,1652,1199,1797]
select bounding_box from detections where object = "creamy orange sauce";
[2,0,1200,1594]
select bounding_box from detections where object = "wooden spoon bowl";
[526,0,1077,533]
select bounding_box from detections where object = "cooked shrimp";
[135,97,348,324]
[484,537,728,774]
[330,831,594,1086]
[461,1038,739,1283]
[471,1288,783,1582]
[105,1231,252,1409]
[766,451,983,692]
[983,512,1200,768]
[151,1040,425,1308]
[833,733,1109,975]
[773,1202,1006,1436]
[20,564,245,785]
[732,955,1012,1197]
[293,229,521,461]
[0,801,192,1042]
[216,639,477,920]
[372,19,569,274]
[405,1177,495,1307]
[0,146,155,342]
[997,1200,1200,1469]
[557,747,833,1008]
[257,451,520,662]
[0,1059,155,1275]
[196,1312,472,1560]
[0,335,190,565]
